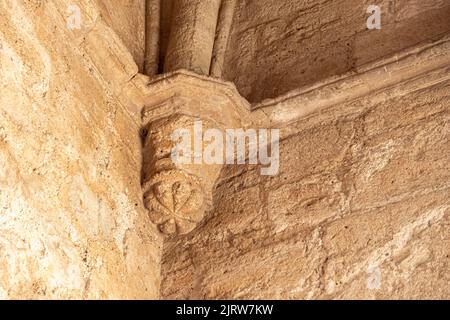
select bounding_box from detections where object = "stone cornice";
[130,35,450,132]
[251,35,450,127]
[141,70,255,128]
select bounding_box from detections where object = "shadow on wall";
[159,161,268,299]
[222,0,450,103]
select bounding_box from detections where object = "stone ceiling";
[102,0,450,103]
[221,0,450,102]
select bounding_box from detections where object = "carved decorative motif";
[143,169,208,235]
[140,71,253,237]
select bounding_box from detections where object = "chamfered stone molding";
[164,0,222,75]
[137,35,450,237]
[251,35,450,126]
[140,70,253,236]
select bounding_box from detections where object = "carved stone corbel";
[141,70,252,236]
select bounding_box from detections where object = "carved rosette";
[143,169,209,235]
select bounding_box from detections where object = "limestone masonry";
[0,0,449,299]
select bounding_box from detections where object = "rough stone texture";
[160,71,450,300]
[0,0,160,299]
[98,0,146,72]
[164,0,222,74]
[222,0,450,102]
[1,0,449,300]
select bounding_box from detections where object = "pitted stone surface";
[0,0,449,300]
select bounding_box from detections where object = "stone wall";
[222,0,450,102]
[160,67,450,299]
[0,0,448,300]
[0,0,161,299]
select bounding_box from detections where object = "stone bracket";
[141,70,253,236]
